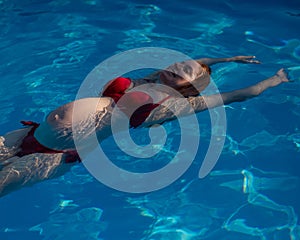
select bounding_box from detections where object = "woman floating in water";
[0,55,289,197]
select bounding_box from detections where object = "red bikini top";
[102,77,169,127]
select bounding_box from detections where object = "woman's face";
[159,67,210,97]
[159,70,187,89]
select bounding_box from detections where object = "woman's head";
[159,60,211,97]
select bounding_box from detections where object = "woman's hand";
[230,56,261,64]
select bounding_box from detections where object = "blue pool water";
[0,0,300,239]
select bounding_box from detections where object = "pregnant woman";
[0,55,289,197]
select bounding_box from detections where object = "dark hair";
[200,63,212,75]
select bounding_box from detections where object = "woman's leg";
[0,127,32,162]
[0,153,71,197]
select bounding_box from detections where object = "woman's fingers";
[234,56,261,64]
[276,68,290,82]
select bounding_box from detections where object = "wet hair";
[183,63,211,96]
[199,63,212,75]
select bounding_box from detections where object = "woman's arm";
[98,55,261,95]
[196,56,260,66]
[201,68,289,109]
[142,69,289,125]
[132,55,261,87]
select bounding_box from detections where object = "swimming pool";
[0,0,299,239]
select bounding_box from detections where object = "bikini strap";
[21,120,40,127]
